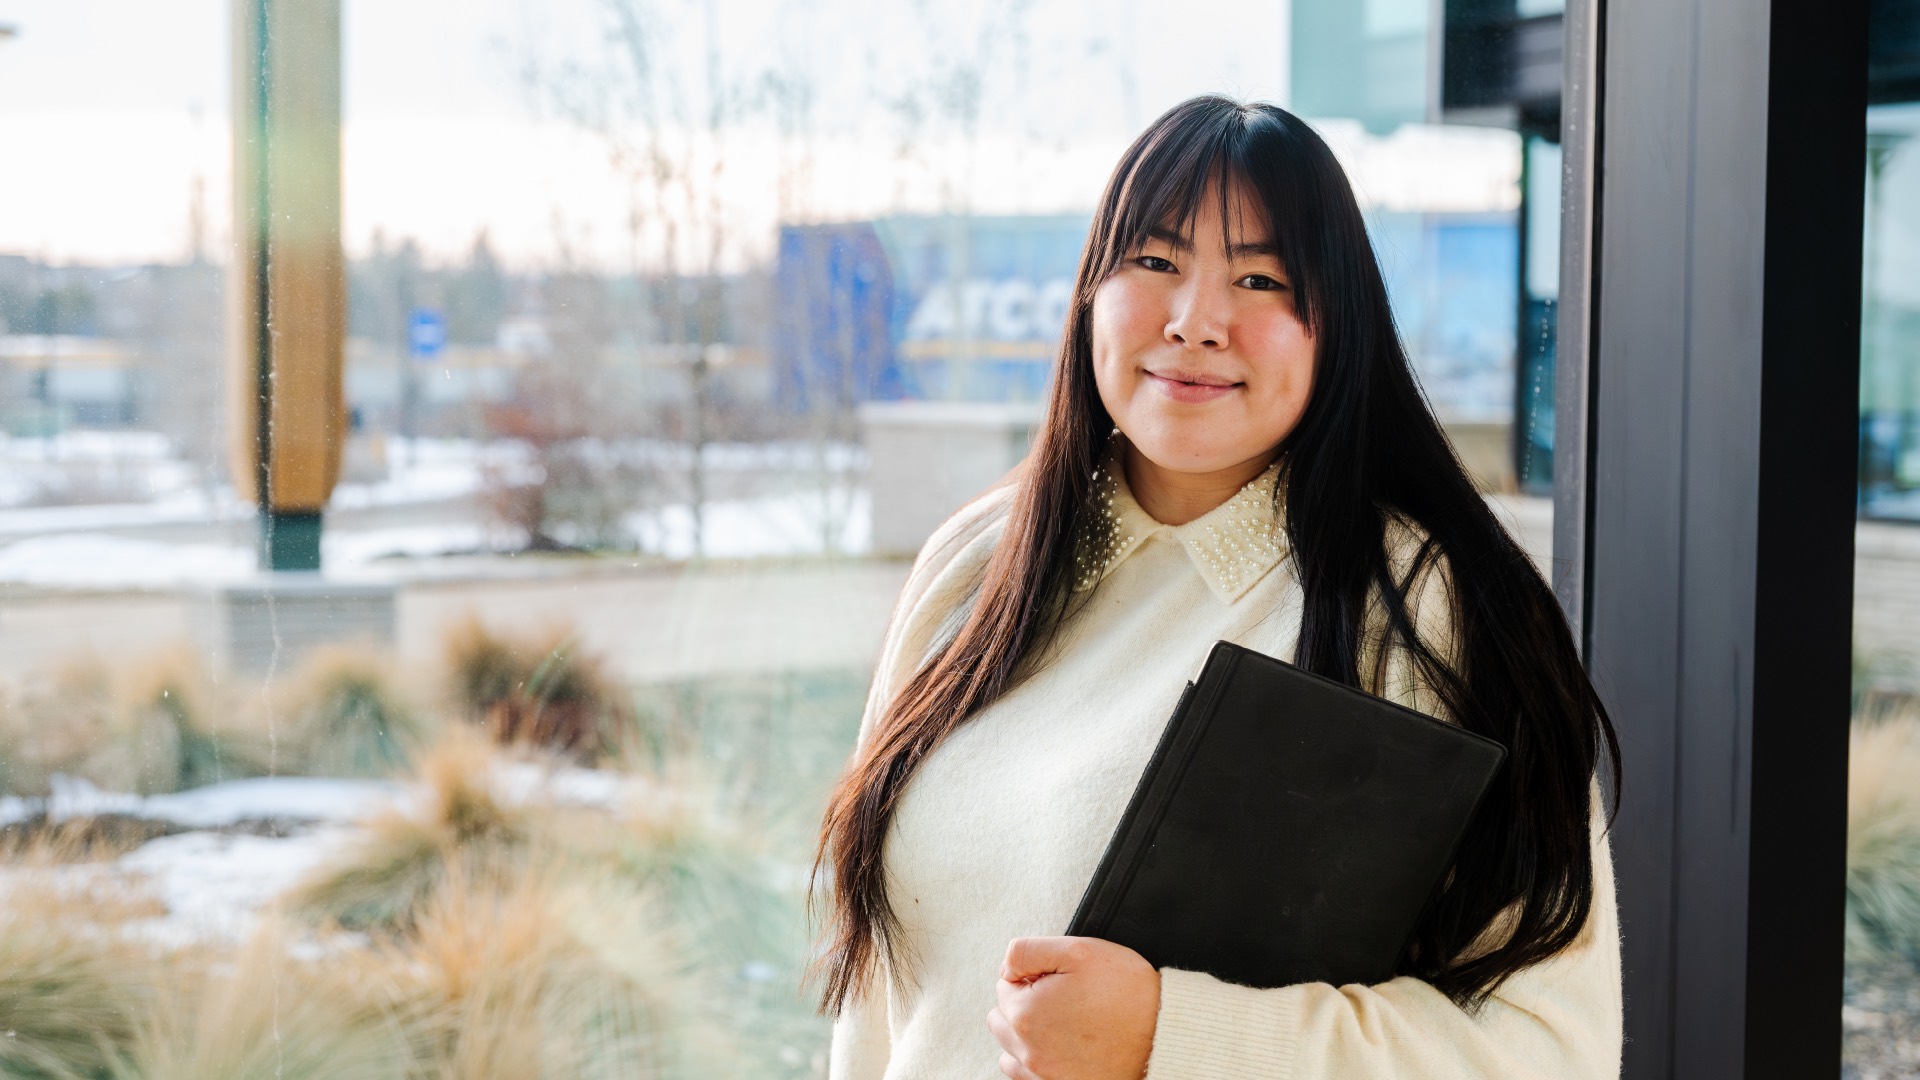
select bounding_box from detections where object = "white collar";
[1071,442,1289,605]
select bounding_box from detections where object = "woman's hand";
[986,936,1161,1080]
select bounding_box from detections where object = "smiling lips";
[1145,367,1243,404]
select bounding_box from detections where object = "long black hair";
[814,95,1619,1013]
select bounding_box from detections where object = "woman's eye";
[1138,255,1175,272]
[1240,274,1288,291]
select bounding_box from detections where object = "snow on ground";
[0,532,256,586]
[628,488,871,560]
[0,434,866,524]
[0,432,189,509]
[0,824,362,949]
[1,762,642,830]
[115,827,362,946]
[0,774,406,829]
[0,434,490,519]
[0,432,873,585]
[0,761,654,948]
[0,487,252,537]
[321,522,521,567]
[0,523,510,588]
[492,759,652,811]
[141,776,406,829]
[0,491,873,587]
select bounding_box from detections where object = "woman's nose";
[1164,283,1229,349]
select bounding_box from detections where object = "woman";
[814,95,1622,1080]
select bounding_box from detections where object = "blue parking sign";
[408,308,447,361]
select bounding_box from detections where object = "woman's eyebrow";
[1144,226,1282,262]
[1144,222,1282,263]
[1227,238,1283,260]
[1144,226,1193,252]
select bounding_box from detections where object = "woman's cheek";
[1089,288,1149,418]
[1254,322,1315,401]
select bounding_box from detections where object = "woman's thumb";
[1001,936,1079,981]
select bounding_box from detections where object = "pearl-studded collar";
[1071,443,1289,605]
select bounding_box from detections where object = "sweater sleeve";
[828,985,893,1080]
[826,484,1016,1080]
[854,483,1016,747]
[1144,782,1622,1080]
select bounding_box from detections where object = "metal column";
[1556,0,1868,1076]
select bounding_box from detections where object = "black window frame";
[1553,0,1868,1076]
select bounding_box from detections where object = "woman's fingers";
[987,1004,1024,1054]
[1002,935,1083,982]
[999,1050,1042,1080]
[992,999,1042,1078]
[990,935,1162,1080]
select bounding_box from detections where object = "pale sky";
[0,0,1288,268]
[0,0,1511,272]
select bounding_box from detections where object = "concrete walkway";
[398,558,910,683]
[0,557,913,690]
[6,498,1920,690]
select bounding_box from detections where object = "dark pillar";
[1555,0,1868,1076]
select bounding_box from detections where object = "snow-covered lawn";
[0,763,654,949]
[0,432,873,586]
[0,491,872,587]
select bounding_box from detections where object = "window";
[0,1,1564,1074]
[1845,86,1920,1078]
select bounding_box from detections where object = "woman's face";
[1090,179,1316,480]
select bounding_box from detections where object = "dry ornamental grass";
[442,617,632,761]
[1846,707,1920,1078]
[0,649,852,1078]
[0,875,164,1079]
[290,727,532,932]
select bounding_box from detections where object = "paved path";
[0,557,913,690]
[6,498,1920,691]
[398,558,911,683]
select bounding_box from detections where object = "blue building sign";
[774,214,1091,409]
[774,209,1521,424]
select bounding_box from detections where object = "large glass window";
[1846,83,1920,1080]
[1294,0,1559,571]
[0,1,1563,1074]
[1862,104,1920,523]
[1847,3,1920,1066]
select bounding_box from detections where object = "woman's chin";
[1122,434,1255,477]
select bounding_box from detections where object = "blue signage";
[774,214,1091,409]
[408,308,447,361]
[773,210,1523,419]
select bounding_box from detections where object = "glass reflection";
[0,1,1563,1075]
[1848,95,1920,1076]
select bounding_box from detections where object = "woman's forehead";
[1143,173,1275,252]
[1146,213,1278,257]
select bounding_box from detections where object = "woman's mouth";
[1145,368,1243,404]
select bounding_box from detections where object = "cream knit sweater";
[828,454,1623,1080]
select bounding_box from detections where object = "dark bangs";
[1081,96,1343,339]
